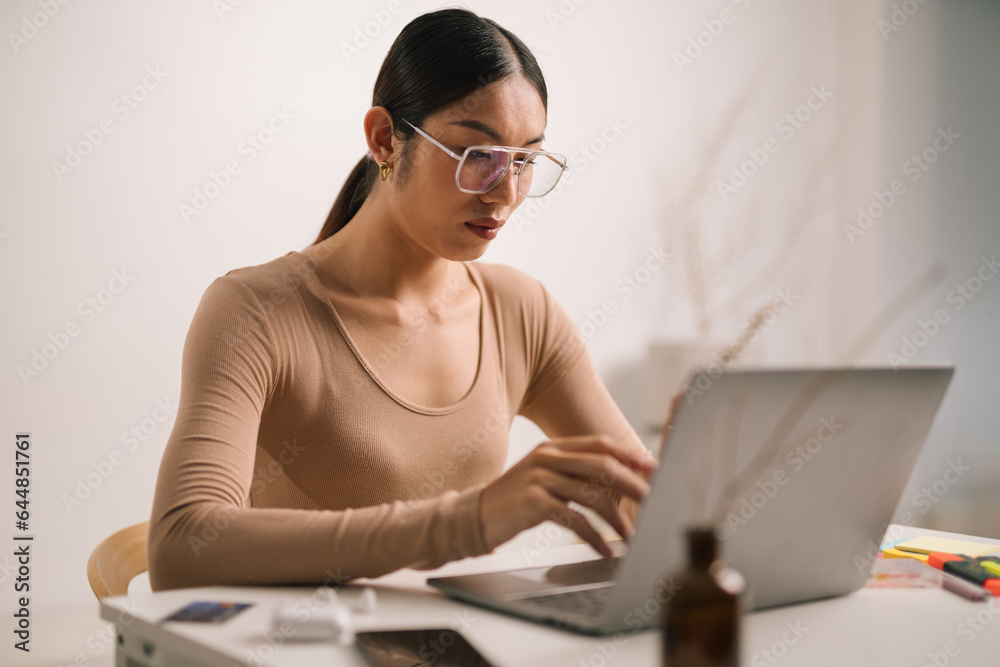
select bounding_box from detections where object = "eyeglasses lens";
[459,150,509,193]
[520,154,564,197]
[459,150,565,196]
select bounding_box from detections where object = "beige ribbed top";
[148,251,641,591]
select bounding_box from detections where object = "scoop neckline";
[289,250,486,416]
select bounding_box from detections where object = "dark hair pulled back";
[313,8,548,243]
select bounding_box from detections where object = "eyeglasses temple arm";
[399,118,463,161]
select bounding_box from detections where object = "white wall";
[874,0,1000,536]
[0,0,995,665]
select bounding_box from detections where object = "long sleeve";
[518,282,647,456]
[516,282,651,520]
[148,274,490,591]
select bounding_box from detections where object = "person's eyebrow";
[449,119,545,146]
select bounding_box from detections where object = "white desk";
[102,524,1000,666]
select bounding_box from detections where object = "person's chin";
[445,244,489,263]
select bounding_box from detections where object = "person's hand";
[479,435,657,558]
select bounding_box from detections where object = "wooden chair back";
[87,521,149,599]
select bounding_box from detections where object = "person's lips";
[464,217,505,241]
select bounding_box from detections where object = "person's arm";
[478,279,656,558]
[523,363,684,529]
[147,275,489,591]
[518,284,654,518]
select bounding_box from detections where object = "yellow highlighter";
[978,556,1000,577]
[882,547,929,563]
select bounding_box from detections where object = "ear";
[363,107,400,164]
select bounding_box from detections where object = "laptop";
[428,366,954,635]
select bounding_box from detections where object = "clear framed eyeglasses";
[399,118,569,198]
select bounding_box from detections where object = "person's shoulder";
[222,251,306,290]
[201,251,310,314]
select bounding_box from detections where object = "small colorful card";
[162,601,254,623]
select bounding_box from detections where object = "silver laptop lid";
[602,366,953,629]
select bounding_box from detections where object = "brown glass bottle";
[663,527,739,667]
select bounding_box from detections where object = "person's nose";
[479,162,520,207]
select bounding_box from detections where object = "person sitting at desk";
[148,8,656,591]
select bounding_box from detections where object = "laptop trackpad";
[498,557,622,600]
[428,544,626,602]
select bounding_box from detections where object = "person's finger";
[543,498,612,558]
[534,470,634,540]
[545,436,657,474]
[530,448,651,501]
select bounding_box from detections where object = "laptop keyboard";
[518,585,616,621]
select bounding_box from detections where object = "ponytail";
[314,155,378,243]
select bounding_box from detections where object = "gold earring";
[379,161,392,181]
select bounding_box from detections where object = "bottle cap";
[686,526,720,567]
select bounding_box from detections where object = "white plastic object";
[272,601,355,645]
[352,586,377,614]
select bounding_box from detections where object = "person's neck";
[308,197,462,304]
